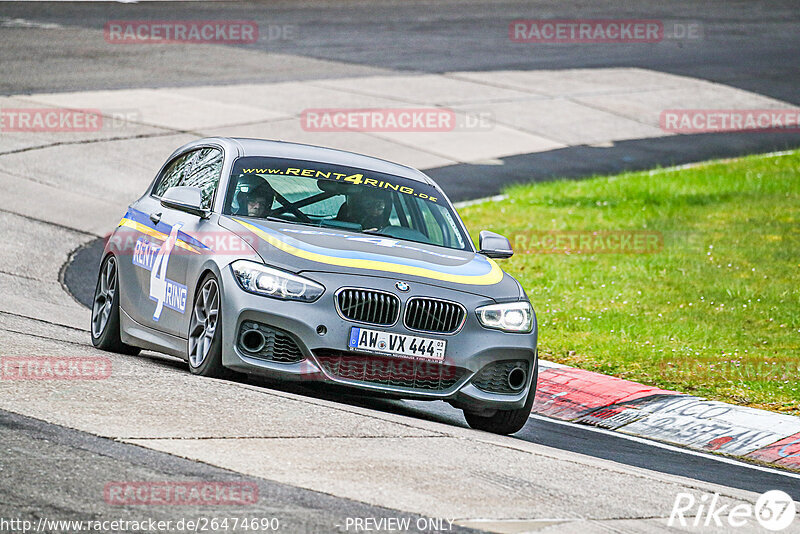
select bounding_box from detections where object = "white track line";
[528,414,800,480]
[647,148,798,175]
[452,194,508,209]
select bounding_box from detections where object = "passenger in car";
[337,191,390,231]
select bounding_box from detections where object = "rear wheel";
[187,273,231,378]
[90,254,140,355]
[464,361,538,435]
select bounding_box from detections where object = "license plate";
[348,327,446,361]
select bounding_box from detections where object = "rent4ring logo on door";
[132,224,187,320]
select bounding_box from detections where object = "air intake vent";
[237,322,304,363]
[314,350,464,391]
[336,288,400,326]
[472,360,529,394]
[404,297,466,334]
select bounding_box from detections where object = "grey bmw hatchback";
[91,137,538,435]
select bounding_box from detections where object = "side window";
[153,154,188,197]
[153,148,223,209]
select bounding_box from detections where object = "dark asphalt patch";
[2,1,799,107]
[428,131,800,202]
[0,409,479,533]
[62,236,107,309]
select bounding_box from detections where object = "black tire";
[90,254,140,355]
[464,360,539,435]
[187,273,232,378]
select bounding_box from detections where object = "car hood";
[219,216,523,300]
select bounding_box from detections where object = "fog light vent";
[472,360,528,394]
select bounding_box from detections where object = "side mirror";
[160,186,209,218]
[478,230,513,259]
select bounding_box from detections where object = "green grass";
[459,150,800,415]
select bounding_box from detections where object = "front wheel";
[463,362,538,435]
[187,273,231,378]
[90,254,140,355]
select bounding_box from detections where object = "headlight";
[231,260,324,302]
[476,301,534,333]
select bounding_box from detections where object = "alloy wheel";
[188,278,220,368]
[91,256,117,338]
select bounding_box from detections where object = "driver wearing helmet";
[235,180,274,218]
[338,190,390,231]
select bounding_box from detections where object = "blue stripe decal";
[125,208,211,251]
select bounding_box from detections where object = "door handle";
[149,212,162,225]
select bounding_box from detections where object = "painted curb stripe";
[232,217,505,285]
[533,359,800,469]
[532,366,681,420]
[573,394,680,430]
[616,397,800,456]
[747,433,800,469]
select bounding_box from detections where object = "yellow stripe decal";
[233,218,503,286]
[118,218,200,254]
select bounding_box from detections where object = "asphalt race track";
[1,2,800,532]
[3,1,800,199]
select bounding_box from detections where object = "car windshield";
[223,157,469,251]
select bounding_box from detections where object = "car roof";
[193,137,436,186]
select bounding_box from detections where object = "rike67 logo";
[669,490,797,531]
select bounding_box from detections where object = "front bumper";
[219,268,538,411]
